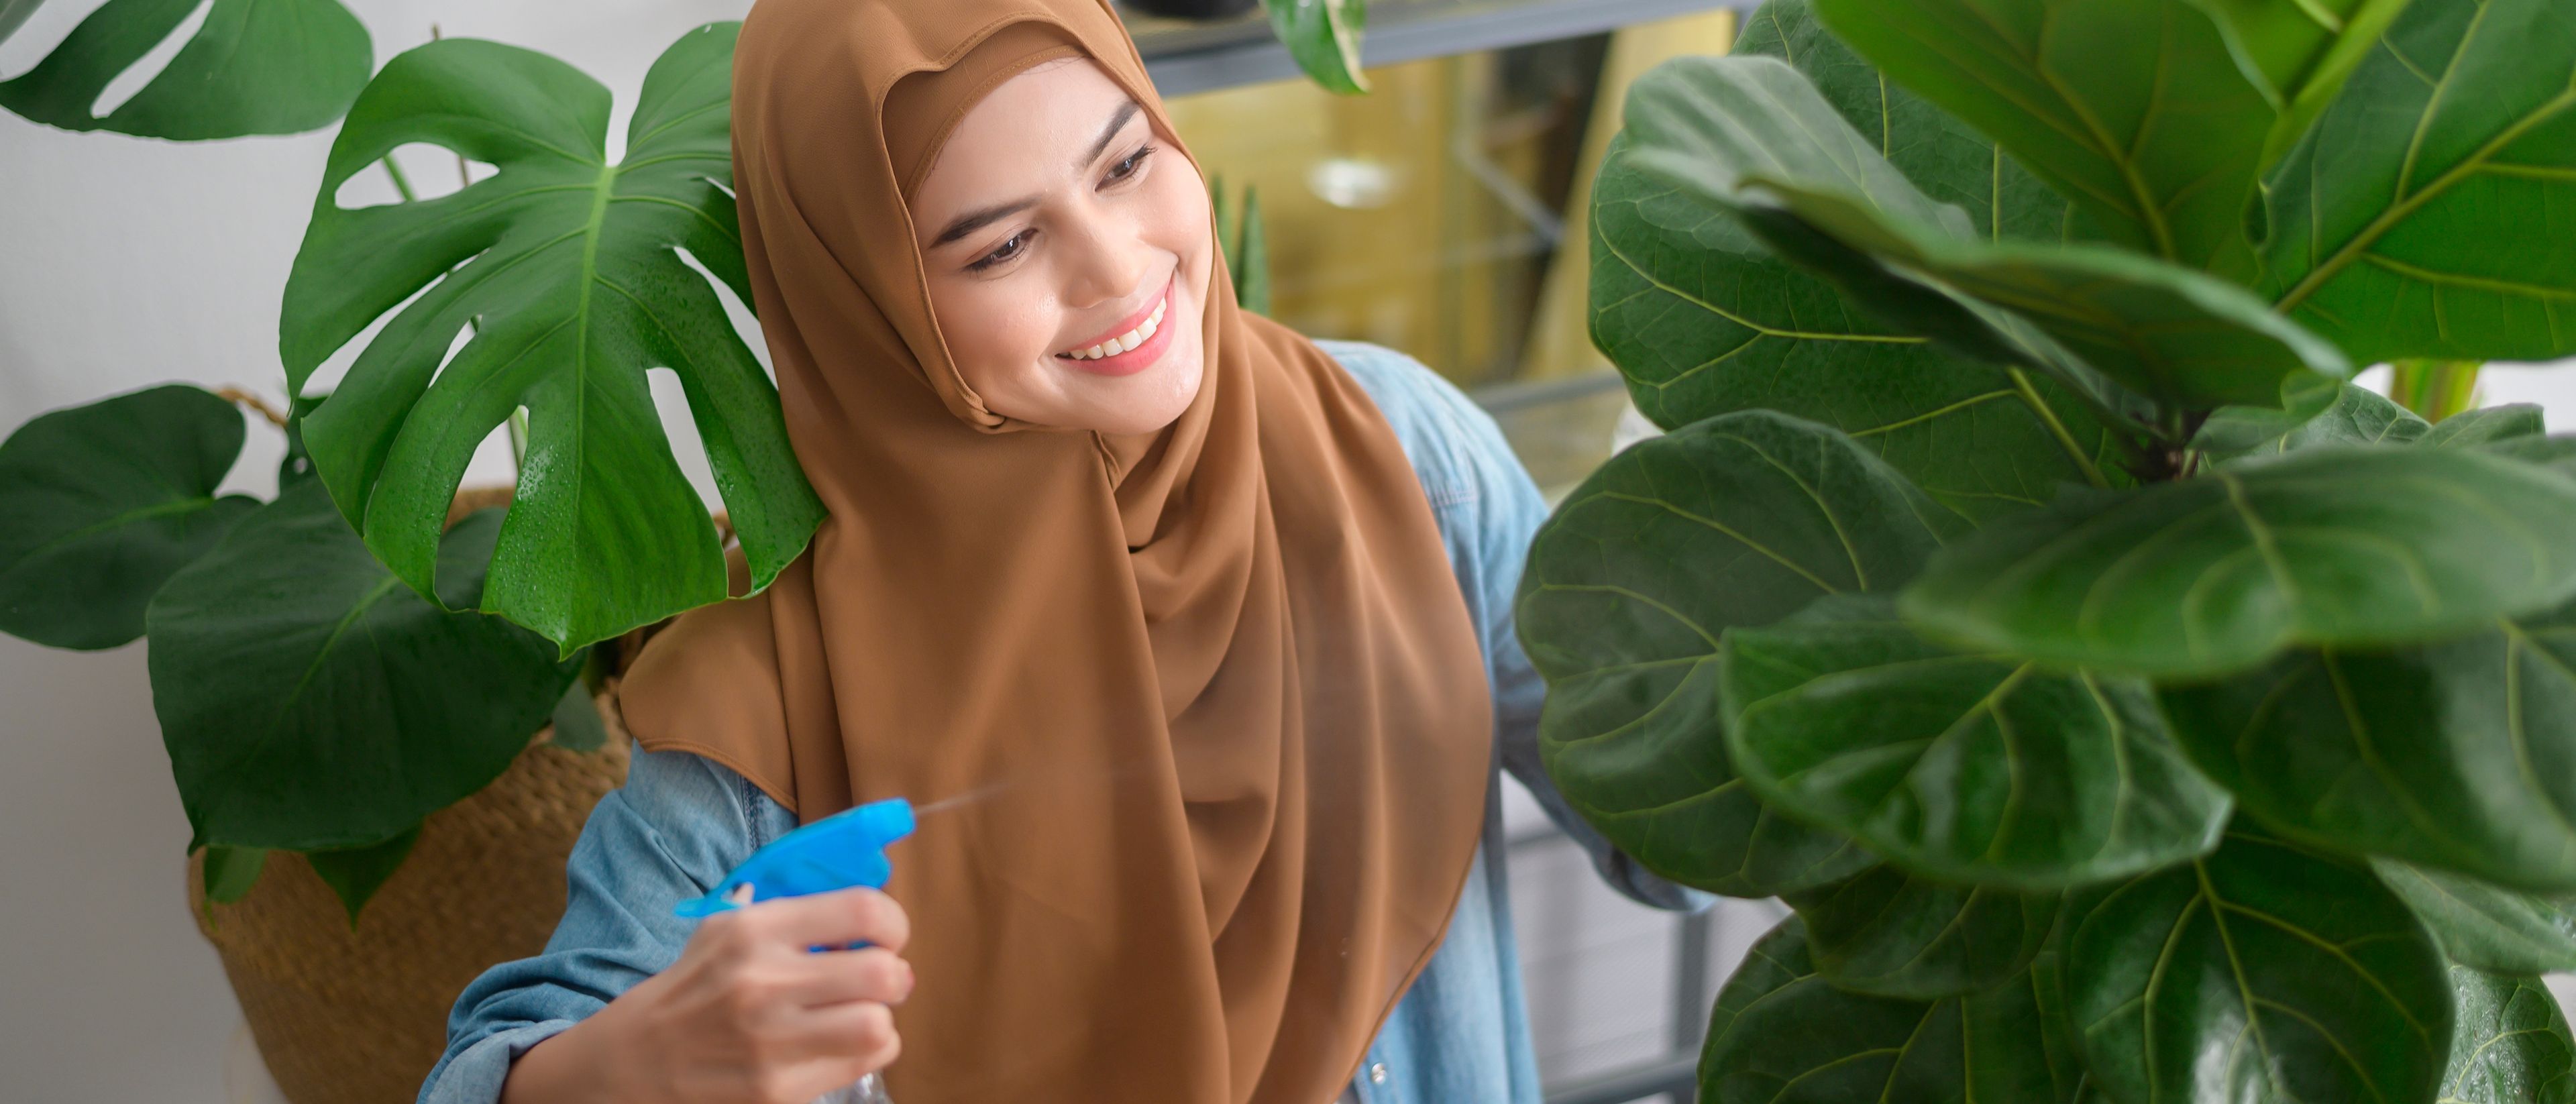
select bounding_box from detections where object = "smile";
[1054,274,1176,377]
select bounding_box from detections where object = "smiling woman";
[906,56,1214,435]
[417,3,1699,1104]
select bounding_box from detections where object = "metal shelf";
[1128,0,1753,97]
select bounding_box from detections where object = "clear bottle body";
[812,1071,893,1104]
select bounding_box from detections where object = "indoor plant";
[1527,0,2576,1099]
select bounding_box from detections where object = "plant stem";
[215,386,290,429]
[508,406,531,467]
[380,156,418,203]
[2006,368,2110,489]
[2388,359,2483,422]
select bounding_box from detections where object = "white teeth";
[1061,290,1172,360]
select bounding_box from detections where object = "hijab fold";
[618,3,1494,1099]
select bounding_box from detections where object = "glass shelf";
[1127,0,1752,95]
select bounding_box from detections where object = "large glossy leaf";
[1589,3,2120,520]
[2263,0,2576,364]
[2377,859,2576,975]
[2063,827,2451,1104]
[146,484,578,851]
[1267,0,1367,95]
[280,25,823,654]
[1786,864,2060,999]
[1517,411,1957,897]
[1722,598,2231,889]
[1621,54,2349,415]
[1700,918,2076,1104]
[0,385,259,650]
[0,0,368,140]
[2194,380,2428,462]
[306,827,419,924]
[2163,597,2576,890]
[2422,403,2548,449]
[2444,967,2576,1104]
[2185,0,2416,170]
[1811,0,2275,274]
[1904,447,2576,677]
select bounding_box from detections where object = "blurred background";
[5,1,2573,1101]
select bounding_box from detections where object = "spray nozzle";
[676,797,916,918]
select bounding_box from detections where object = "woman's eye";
[1106,144,1157,185]
[970,230,1032,272]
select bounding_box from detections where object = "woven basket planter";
[180,486,699,1103]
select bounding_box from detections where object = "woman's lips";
[1055,274,1176,378]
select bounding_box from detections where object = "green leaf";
[1723,599,2231,889]
[2376,859,2576,975]
[305,827,419,924]
[2263,0,2576,364]
[1903,447,2576,677]
[0,385,260,650]
[1620,54,2349,415]
[2162,597,2576,891]
[2184,0,2417,170]
[2063,827,2451,1104]
[0,0,45,46]
[1267,0,1368,95]
[1700,918,2074,1104]
[146,484,578,852]
[1591,3,2122,520]
[2443,967,2576,1104]
[280,25,823,655]
[0,0,369,140]
[547,674,609,753]
[1786,864,2061,999]
[200,844,266,905]
[1517,411,1960,897]
[2422,403,2548,449]
[1812,0,2275,274]
[2194,380,2429,461]
[1234,184,1271,317]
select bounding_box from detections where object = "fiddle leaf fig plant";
[282,22,822,655]
[1532,0,2576,1099]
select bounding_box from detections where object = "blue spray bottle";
[675,797,918,1104]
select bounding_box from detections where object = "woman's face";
[910,58,1214,437]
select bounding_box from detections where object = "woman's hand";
[502,887,914,1104]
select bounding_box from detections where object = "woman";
[421,1,1696,1102]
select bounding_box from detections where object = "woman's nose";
[1061,208,1152,309]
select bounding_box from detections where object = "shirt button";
[1368,1063,1389,1085]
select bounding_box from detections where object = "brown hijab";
[614,1,1495,1101]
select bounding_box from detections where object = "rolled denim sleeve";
[417,746,795,1104]
[1324,340,1708,913]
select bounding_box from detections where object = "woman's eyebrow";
[929,99,1146,250]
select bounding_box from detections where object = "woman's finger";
[783,946,914,1008]
[733,887,911,953]
[782,999,904,1072]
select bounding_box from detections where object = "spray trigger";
[676,797,916,918]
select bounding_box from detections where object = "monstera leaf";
[1811,0,2276,276]
[2263,0,2576,364]
[280,24,822,654]
[0,0,370,139]
[2063,826,2451,1104]
[1590,0,2120,522]
[1700,919,2080,1104]
[2163,596,2576,891]
[1723,598,2231,889]
[1619,55,2349,416]
[1515,412,1959,897]
[146,484,577,852]
[1904,447,2576,677]
[0,386,259,649]
[1785,865,2060,1000]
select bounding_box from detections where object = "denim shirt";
[419,340,1703,1104]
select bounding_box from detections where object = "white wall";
[9,1,2576,1100]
